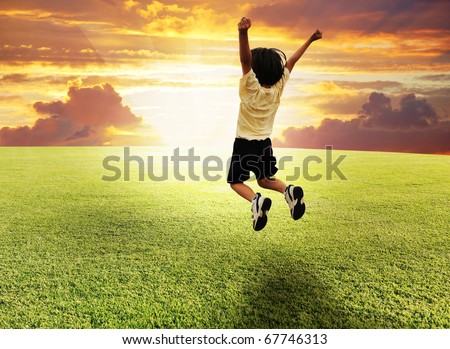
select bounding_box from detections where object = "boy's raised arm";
[286,29,322,73]
[238,17,252,75]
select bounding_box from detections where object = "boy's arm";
[238,17,252,75]
[286,29,322,73]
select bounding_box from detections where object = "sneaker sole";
[254,198,272,231]
[292,186,305,220]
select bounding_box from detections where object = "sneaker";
[284,185,305,220]
[251,193,272,231]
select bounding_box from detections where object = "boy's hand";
[238,17,251,33]
[309,29,322,42]
[286,29,322,72]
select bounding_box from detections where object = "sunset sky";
[1,0,449,153]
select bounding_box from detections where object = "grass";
[0,146,449,328]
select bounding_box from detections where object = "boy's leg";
[284,184,306,220]
[257,177,287,194]
[227,138,273,230]
[256,139,305,221]
[230,182,271,231]
[258,177,306,220]
[230,182,256,202]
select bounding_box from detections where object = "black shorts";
[227,137,278,184]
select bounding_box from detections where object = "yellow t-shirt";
[236,67,290,140]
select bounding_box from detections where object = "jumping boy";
[227,17,322,231]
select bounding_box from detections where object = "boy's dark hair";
[251,47,287,86]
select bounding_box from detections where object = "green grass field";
[0,146,449,328]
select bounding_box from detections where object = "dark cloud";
[66,124,92,141]
[0,82,142,146]
[359,92,439,129]
[274,92,450,154]
[0,115,74,146]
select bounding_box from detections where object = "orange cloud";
[137,0,234,38]
[249,0,450,33]
[0,16,103,66]
[0,82,145,146]
[1,0,448,73]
